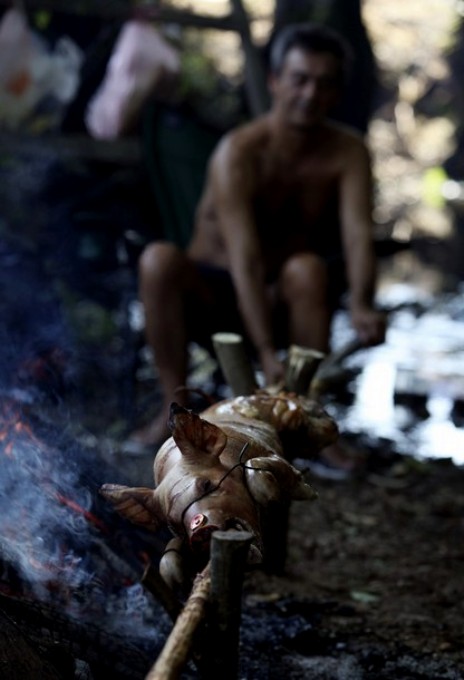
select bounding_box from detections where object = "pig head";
[101,392,338,589]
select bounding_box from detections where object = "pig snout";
[189,521,220,553]
[188,512,263,564]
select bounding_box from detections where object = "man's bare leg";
[130,242,193,446]
[280,252,332,352]
[279,253,362,473]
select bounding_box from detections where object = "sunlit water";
[329,284,464,466]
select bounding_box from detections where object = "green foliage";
[177,32,245,128]
[32,11,51,31]
[179,50,219,101]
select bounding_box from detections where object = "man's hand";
[259,346,285,387]
[350,306,387,347]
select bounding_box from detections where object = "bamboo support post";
[204,530,253,679]
[285,345,326,395]
[309,338,364,398]
[141,562,182,622]
[259,501,290,575]
[145,530,252,680]
[145,564,211,680]
[212,332,258,396]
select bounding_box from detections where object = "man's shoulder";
[323,121,371,168]
[326,120,367,148]
[215,116,271,158]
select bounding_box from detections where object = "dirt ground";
[242,447,464,679]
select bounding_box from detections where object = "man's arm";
[209,133,284,384]
[339,137,386,345]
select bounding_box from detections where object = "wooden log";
[285,344,325,395]
[145,564,211,680]
[204,530,253,679]
[212,332,259,396]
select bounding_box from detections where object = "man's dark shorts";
[185,258,347,353]
[186,264,246,353]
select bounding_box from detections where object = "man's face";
[269,47,342,129]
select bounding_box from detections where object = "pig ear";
[291,476,319,501]
[245,458,318,503]
[245,466,281,505]
[168,403,227,461]
[100,484,164,532]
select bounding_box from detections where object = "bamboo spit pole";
[145,564,211,680]
[212,332,259,397]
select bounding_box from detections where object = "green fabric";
[143,102,221,249]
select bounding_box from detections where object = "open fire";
[0,398,171,679]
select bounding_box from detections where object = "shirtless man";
[132,23,386,448]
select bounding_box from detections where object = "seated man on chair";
[131,22,386,452]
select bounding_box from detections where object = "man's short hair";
[269,23,353,83]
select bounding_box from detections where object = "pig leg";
[159,537,190,591]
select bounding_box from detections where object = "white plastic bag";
[0,9,83,131]
[85,20,181,139]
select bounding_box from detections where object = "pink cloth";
[85,20,181,139]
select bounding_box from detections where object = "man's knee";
[138,241,185,284]
[280,252,328,300]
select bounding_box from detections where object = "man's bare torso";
[188,114,362,276]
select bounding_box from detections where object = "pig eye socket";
[196,477,215,494]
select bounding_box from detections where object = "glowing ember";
[0,399,162,637]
